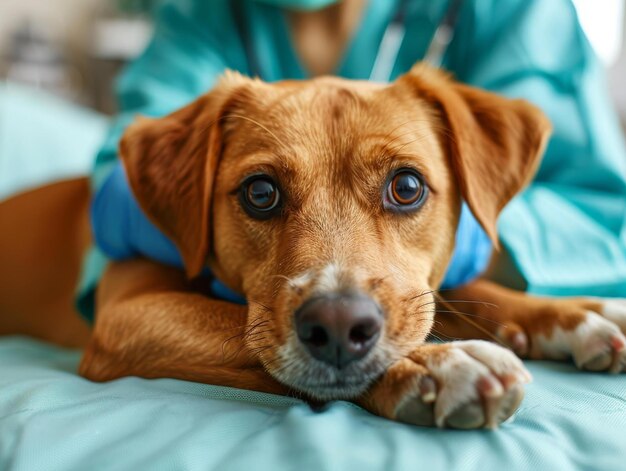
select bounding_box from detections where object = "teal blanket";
[1,337,624,471]
[0,82,107,200]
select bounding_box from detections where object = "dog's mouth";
[267,334,394,400]
[285,372,387,401]
[292,373,385,400]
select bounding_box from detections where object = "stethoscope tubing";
[233,0,465,82]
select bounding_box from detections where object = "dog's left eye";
[240,175,282,219]
[385,169,428,211]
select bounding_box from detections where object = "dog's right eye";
[384,168,429,213]
[240,175,281,219]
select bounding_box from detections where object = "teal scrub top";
[79,0,626,317]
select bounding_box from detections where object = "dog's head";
[120,64,551,400]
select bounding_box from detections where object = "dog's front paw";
[363,341,531,429]
[531,310,626,373]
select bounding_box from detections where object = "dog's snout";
[295,294,382,369]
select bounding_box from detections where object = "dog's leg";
[360,340,531,429]
[79,259,286,395]
[434,279,626,373]
[0,178,91,347]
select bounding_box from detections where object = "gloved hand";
[91,161,246,303]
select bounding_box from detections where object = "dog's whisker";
[433,309,506,327]
[404,315,435,322]
[375,120,454,164]
[245,329,275,341]
[416,299,499,310]
[437,299,499,308]
[248,300,274,313]
[241,327,271,345]
[411,303,507,329]
[382,124,459,160]
[223,114,286,149]
[380,120,450,150]
[433,309,507,347]
[221,339,247,363]
[436,297,503,327]
[426,330,446,343]
[405,288,437,302]
[405,288,461,301]
[247,345,273,356]
[228,336,273,363]
[389,134,436,155]
[382,129,426,152]
[378,120,419,145]
[433,291,499,308]
[426,333,463,343]
[242,319,271,335]
[220,318,271,361]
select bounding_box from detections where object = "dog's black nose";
[295,294,383,369]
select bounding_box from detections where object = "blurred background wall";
[0,0,625,129]
[0,0,153,112]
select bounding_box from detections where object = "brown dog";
[1,64,625,430]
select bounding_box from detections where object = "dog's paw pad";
[395,378,436,427]
[444,381,524,429]
[396,341,530,429]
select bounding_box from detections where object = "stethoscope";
[232,0,465,83]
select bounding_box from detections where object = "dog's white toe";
[601,298,626,333]
[535,311,626,373]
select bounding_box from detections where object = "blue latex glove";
[92,161,490,301]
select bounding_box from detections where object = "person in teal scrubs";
[81,0,626,319]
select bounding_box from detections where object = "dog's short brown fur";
[1,64,625,429]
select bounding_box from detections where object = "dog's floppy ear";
[119,71,251,278]
[399,64,552,246]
